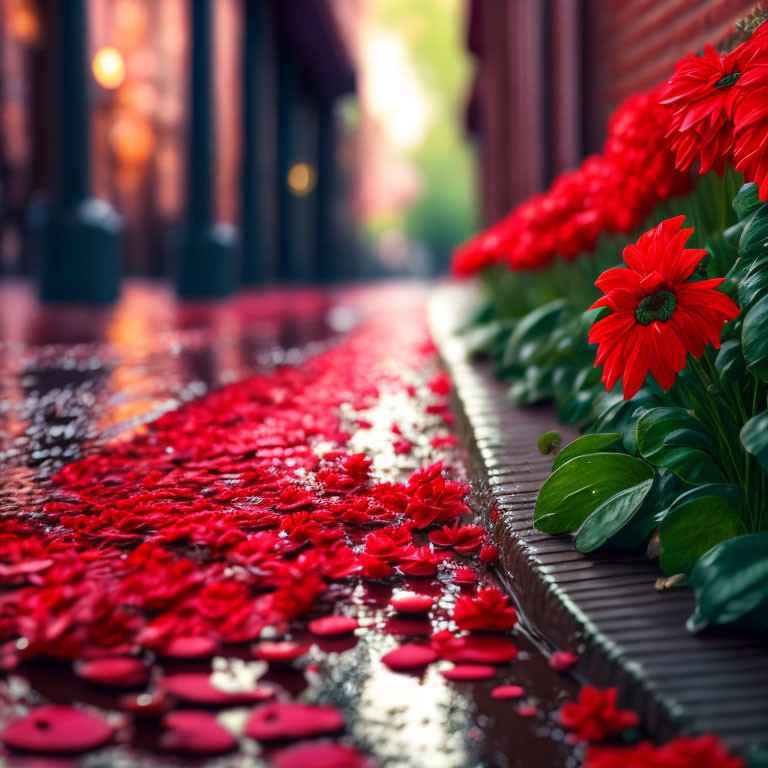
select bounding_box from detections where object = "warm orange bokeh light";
[92,46,126,90]
[110,113,155,165]
[287,163,317,196]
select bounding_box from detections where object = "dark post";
[315,100,336,283]
[241,0,269,284]
[35,0,122,303]
[276,43,300,281]
[177,0,238,298]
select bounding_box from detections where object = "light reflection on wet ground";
[0,280,581,767]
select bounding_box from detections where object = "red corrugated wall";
[468,0,762,226]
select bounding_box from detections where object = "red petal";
[2,706,114,754]
[381,644,438,670]
[272,741,375,768]
[159,636,219,659]
[491,685,524,699]
[163,673,274,706]
[308,616,359,636]
[75,657,149,688]
[440,634,518,664]
[245,702,345,741]
[389,592,434,614]
[440,664,496,680]
[161,711,236,755]
[549,650,579,671]
[252,640,311,663]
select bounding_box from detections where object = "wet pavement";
[0,280,581,768]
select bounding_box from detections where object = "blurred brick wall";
[468,0,760,226]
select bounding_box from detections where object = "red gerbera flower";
[660,44,745,174]
[560,686,640,743]
[734,23,768,200]
[588,216,739,399]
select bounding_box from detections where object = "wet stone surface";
[0,281,581,767]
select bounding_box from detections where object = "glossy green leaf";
[502,300,566,367]
[738,255,768,310]
[552,433,622,471]
[742,294,768,380]
[575,478,654,553]
[688,531,768,632]
[668,482,744,517]
[534,452,654,534]
[741,410,768,473]
[739,202,768,259]
[714,338,746,382]
[636,408,725,484]
[733,182,762,221]
[658,496,745,576]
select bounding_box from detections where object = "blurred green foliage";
[367,0,479,271]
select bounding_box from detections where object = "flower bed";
[453,17,768,634]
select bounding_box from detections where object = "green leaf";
[733,182,763,221]
[534,452,654,534]
[688,531,768,632]
[636,408,725,484]
[658,496,746,576]
[575,478,654,553]
[537,431,561,455]
[739,202,768,259]
[502,300,566,367]
[552,433,622,471]
[738,255,768,310]
[668,482,744,516]
[741,410,768,473]
[743,294,768,380]
[593,393,660,455]
[714,338,746,382]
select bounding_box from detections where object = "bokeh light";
[287,163,317,196]
[92,46,126,90]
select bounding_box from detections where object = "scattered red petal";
[439,634,518,664]
[245,702,345,741]
[163,673,274,706]
[440,664,496,681]
[516,704,538,718]
[453,587,517,631]
[549,650,579,671]
[75,657,149,688]
[252,640,311,663]
[160,711,236,755]
[308,616,359,637]
[381,644,438,670]
[479,544,499,564]
[159,636,219,659]
[272,741,376,768]
[1,706,114,754]
[389,592,433,614]
[492,685,524,699]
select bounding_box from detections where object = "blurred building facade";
[0,0,357,299]
[466,0,762,226]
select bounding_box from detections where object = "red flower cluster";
[585,734,744,768]
[589,216,739,398]
[452,22,768,277]
[452,89,690,277]
[559,686,640,742]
